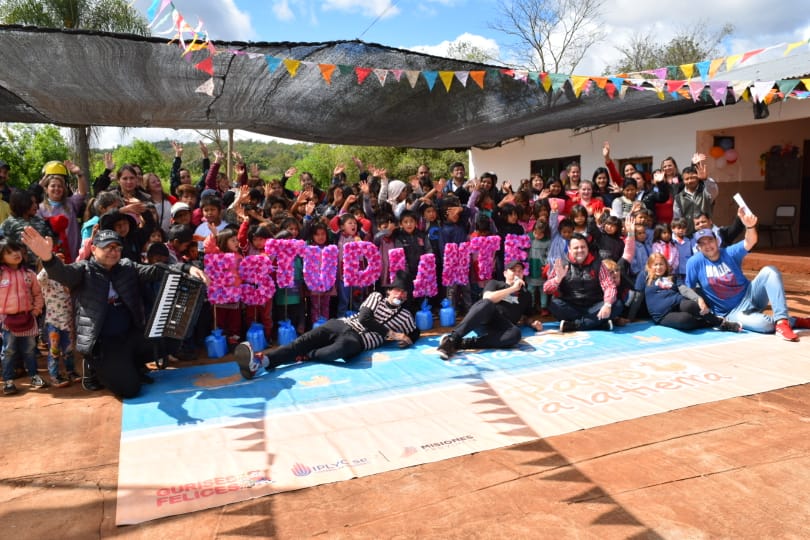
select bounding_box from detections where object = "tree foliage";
[0,124,69,187]
[605,22,735,75]
[112,139,170,179]
[0,0,149,33]
[446,41,496,64]
[489,0,605,73]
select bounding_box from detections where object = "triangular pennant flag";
[423,71,439,91]
[609,77,624,95]
[500,69,515,78]
[695,61,710,81]
[548,73,568,92]
[666,66,679,80]
[207,41,217,55]
[469,70,485,89]
[569,75,590,97]
[265,56,281,73]
[680,63,695,79]
[802,78,810,90]
[708,81,729,105]
[455,71,470,87]
[438,71,454,91]
[528,71,540,84]
[650,67,667,80]
[195,77,215,96]
[688,81,706,102]
[389,69,403,82]
[247,52,263,60]
[708,58,724,79]
[731,80,751,100]
[785,40,805,55]
[194,56,214,76]
[513,70,529,82]
[666,80,685,93]
[590,76,607,89]
[338,64,353,75]
[751,81,775,102]
[283,59,301,77]
[405,70,420,88]
[741,48,764,64]
[605,80,616,99]
[619,85,629,99]
[373,68,388,86]
[777,79,800,97]
[318,64,336,84]
[541,72,552,92]
[725,54,742,71]
[355,67,372,85]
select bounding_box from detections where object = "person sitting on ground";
[237,271,419,379]
[543,233,618,332]
[685,208,809,341]
[643,253,740,333]
[436,260,543,360]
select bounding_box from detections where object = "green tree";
[113,139,171,180]
[606,22,734,75]
[0,123,69,187]
[0,0,149,177]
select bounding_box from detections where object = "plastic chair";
[759,205,796,247]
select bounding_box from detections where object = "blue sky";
[108,0,810,147]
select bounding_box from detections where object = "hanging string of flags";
[146,0,810,104]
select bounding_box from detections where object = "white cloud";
[322,0,400,18]
[410,33,501,60]
[86,127,299,149]
[272,0,295,22]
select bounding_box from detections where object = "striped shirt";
[343,292,417,350]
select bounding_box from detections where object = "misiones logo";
[419,435,475,451]
[291,457,370,477]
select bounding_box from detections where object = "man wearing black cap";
[437,259,542,360]
[21,226,208,398]
[237,271,420,379]
[686,208,809,342]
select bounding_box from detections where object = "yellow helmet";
[42,161,68,176]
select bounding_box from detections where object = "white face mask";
[389,297,403,307]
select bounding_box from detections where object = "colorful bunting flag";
[469,71,485,89]
[319,64,336,84]
[194,56,213,75]
[283,59,301,77]
[422,71,438,91]
[195,77,214,96]
[355,67,372,85]
[373,68,388,86]
[438,71,454,92]
[405,70,420,88]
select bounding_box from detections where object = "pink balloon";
[724,148,738,164]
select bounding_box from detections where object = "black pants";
[549,297,615,330]
[658,299,723,331]
[93,329,154,399]
[451,299,522,349]
[265,319,364,369]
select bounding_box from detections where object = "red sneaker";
[775,320,798,342]
[793,317,810,329]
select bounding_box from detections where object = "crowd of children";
[0,142,797,395]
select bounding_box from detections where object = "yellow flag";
[708,58,724,79]
[283,59,301,77]
[680,63,694,79]
[439,71,454,92]
[725,54,742,71]
[569,75,590,97]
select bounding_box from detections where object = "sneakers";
[52,375,71,388]
[719,320,742,333]
[775,320,799,342]
[235,342,263,379]
[30,374,48,389]
[559,320,578,333]
[793,317,810,329]
[437,334,457,360]
[3,380,17,395]
[459,337,481,350]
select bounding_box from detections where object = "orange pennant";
[469,70,485,89]
[319,64,336,85]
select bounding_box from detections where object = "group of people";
[0,141,806,397]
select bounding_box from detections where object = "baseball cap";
[171,202,191,217]
[93,229,123,248]
[505,259,525,271]
[693,228,716,242]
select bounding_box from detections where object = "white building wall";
[469,99,810,184]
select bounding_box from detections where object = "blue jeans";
[1,329,37,381]
[45,324,75,379]
[724,266,796,334]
